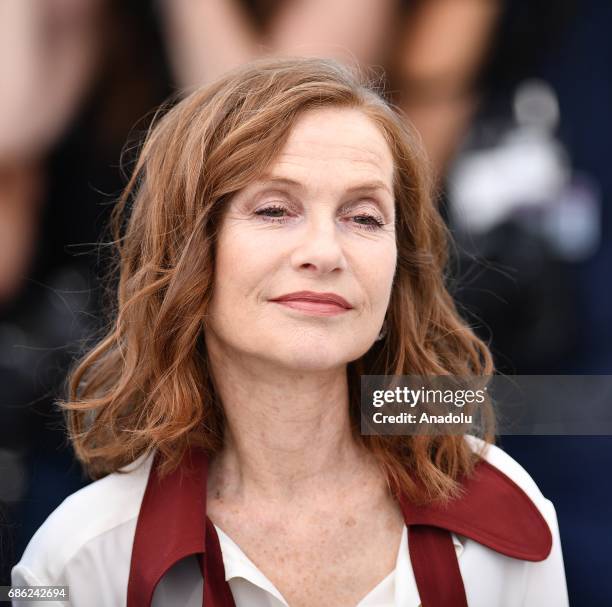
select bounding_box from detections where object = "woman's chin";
[272,343,371,373]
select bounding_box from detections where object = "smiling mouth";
[269,299,352,316]
[269,291,353,317]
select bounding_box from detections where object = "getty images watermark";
[371,384,487,424]
[360,375,612,435]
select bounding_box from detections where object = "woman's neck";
[206,349,376,505]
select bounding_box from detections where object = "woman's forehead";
[266,107,394,188]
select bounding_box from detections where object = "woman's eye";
[253,205,385,231]
[254,205,291,223]
[350,214,385,231]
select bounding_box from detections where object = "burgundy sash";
[127,448,552,607]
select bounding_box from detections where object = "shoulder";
[462,436,569,604]
[463,434,558,534]
[464,434,549,505]
[12,451,154,586]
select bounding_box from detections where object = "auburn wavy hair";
[61,56,495,503]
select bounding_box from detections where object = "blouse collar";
[126,446,552,607]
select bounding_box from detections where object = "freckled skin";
[208,462,405,607]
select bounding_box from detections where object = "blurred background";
[0,0,610,604]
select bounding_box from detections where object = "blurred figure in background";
[0,0,172,582]
[0,0,105,581]
[394,0,503,177]
[394,2,612,605]
[0,0,103,304]
[159,0,399,90]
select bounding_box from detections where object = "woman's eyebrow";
[255,176,306,191]
[256,174,393,197]
[345,181,393,196]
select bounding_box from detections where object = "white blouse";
[11,436,570,607]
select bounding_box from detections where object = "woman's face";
[206,107,397,372]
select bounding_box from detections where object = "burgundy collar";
[127,447,552,607]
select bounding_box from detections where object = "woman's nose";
[290,216,348,275]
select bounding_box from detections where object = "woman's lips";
[269,291,353,316]
[271,299,351,316]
